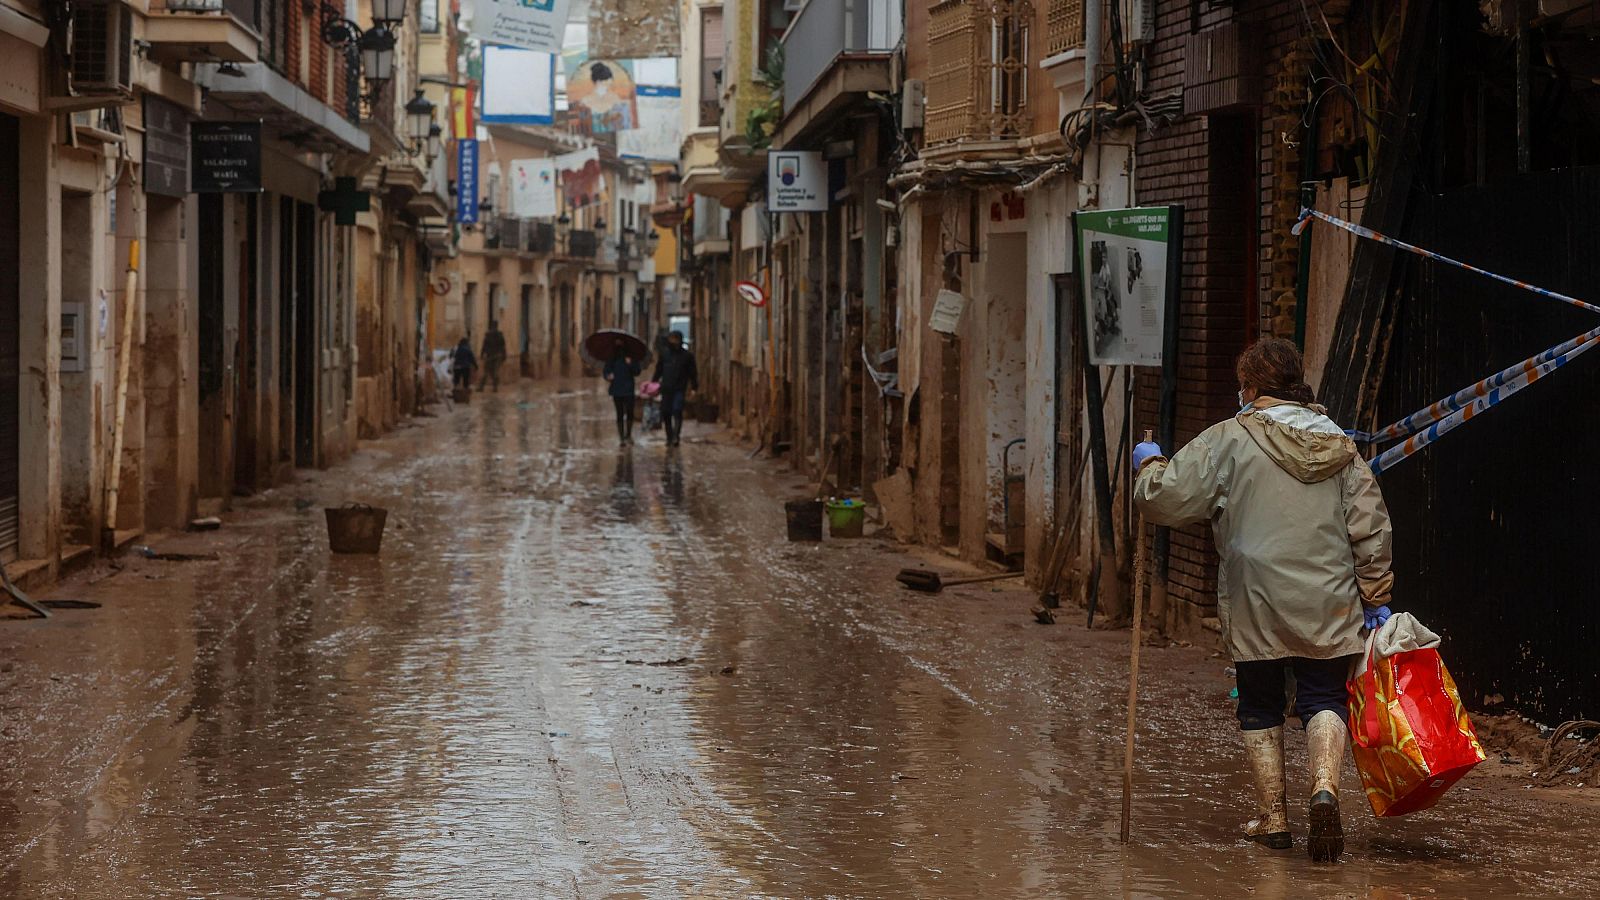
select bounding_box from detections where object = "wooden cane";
[1120,429,1153,844]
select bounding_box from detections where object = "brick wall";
[1133,0,1307,611]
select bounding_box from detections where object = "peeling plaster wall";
[1023,179,1072,582]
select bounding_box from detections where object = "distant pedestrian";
[1131,337,1394,864]
[451,336,477,394]
[652,330,698,447]
[480,321,508,392]
[603,339,642,446]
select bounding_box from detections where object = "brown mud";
[2,382,1597,899]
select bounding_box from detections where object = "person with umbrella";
[652,330,698,447]
[603,338,642,446]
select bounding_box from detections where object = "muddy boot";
[1306,710,1348,863]
[1241,727,1291,850]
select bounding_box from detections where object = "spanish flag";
[450,84,476,140]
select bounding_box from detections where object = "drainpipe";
[1080,0,1103,207]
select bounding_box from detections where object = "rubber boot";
[1241,727,1292,850]
[1306,709,1348,863]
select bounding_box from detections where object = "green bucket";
[824,499,866,538]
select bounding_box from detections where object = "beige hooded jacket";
[1133,399,1394,663]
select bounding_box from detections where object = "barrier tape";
[1293,208,1600,316]
[1294,208,1600,472]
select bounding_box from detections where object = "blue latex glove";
[1132,441,1163,473]
[1364,605,1392,631]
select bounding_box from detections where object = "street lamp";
[357,26,396,83]
[405,89,436,150]
[427,122,443,161]
[371,0,408,25]
[594,217,607,235]
[644,227,661,255]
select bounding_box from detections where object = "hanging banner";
[481,45,556,124]
[618,85,682,161]
[457,139,480,224]
[1074,207,1177,366]
[509,158,558,218]
[588,0,680,59]
[566,57,638,134]
[449,84,476,139]
[767,150,827,212]
[469,0,573,54]
[190,121,261,193]
[555,147,602,209]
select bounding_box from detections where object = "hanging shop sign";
[736,280,768,308]
[766,150,827,212]
[470,0,573,54]
[142,95,190,198]
[457,139,480,224]
[190,121,261,193]
[1074,206,1182,366]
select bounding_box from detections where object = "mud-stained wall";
[143,195,199,530]
[980,230,1028,552]
[1022,179,1072,582]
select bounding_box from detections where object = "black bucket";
[325,504,388,554]
[784,499,824,542]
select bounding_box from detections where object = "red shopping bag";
[1347,642,1486,817]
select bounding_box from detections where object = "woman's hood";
[1236,399,1358,484]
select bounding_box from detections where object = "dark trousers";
[613,396,635,441]
[452,368,472,391]
[479,358,502,391]
[1235,655,1357,731]
[661,390,687,443]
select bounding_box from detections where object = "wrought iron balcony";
[567,230,598,259]
[926,0,1034,146]
[527,222,556,254]
[1045,0,1085,57]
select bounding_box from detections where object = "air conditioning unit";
[54,0,135,109]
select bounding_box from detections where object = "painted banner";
[555,147,602,209]
[509,158,558,218]
[767,150,827,212]
[481,45,556,124]
[457,139,480,224]
[1074,207,1174,366]
[449,84,476,139]
[470,0,573,54]
[566,56,638,134]
[618,85,682,161]
[588,0,680,59]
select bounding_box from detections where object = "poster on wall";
[481,45,556,124]
[510,158,558,218]
[555,147,602,208]
[470,0,573,54]
[565,56,637,133]
[766,150,827,212]
[1074,207,1176,366]
[588,0,680,59]
[618,85,682,161]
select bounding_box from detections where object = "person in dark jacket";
[603,339,642,445]
[451,336,476,393]
[652,330,698,447]
[479,321,508,392]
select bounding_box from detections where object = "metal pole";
[1075,211,1122,627]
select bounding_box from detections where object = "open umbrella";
[582,328,652,368]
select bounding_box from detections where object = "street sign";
[736,280,768,307]
[767,150,827,212]
[457,139,480,224]
[142,95,189,198]
[190,121,261,193]
[1074,206,1180,366]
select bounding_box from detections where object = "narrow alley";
[2,385,1594,899]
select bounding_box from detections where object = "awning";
[193,63,370,156]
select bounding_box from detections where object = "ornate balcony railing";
[926,0,1034,146]
[1045,0,1084,57]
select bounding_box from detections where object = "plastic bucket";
[325,504,388,554]
[784,499,824,541]
[825,499,865,538]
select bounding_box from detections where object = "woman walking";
[603,339,642,446]
[1131,337,1394,864]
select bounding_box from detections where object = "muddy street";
[0,383,1595,899]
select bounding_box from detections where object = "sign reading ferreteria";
[142,95,190,198]
[191,121,262,193]
[766,150,827,212]
[1074,206,1179,366]
[456,139,480,225]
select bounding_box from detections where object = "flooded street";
[2,382,1596,899]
